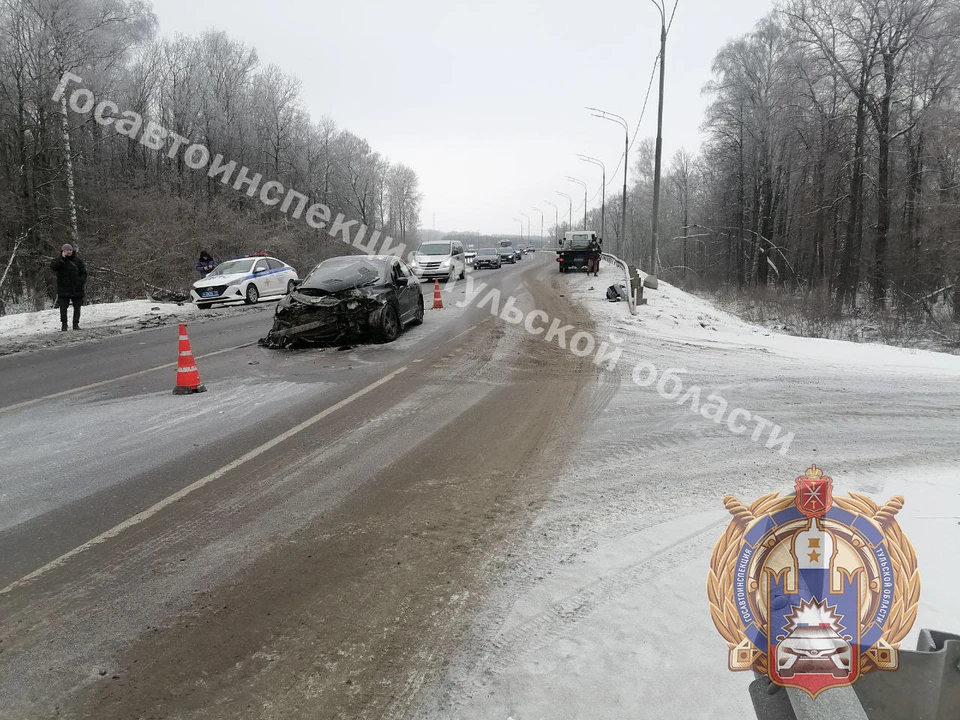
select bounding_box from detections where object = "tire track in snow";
[442,517,726,709]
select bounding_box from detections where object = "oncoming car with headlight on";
[408,241,466,283]
[191,255,299,309]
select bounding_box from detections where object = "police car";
[191,254,299,309]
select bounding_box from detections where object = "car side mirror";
[396,276,409,287]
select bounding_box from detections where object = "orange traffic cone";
[432,279,444,309]
[173,323,207,395]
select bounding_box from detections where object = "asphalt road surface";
[0,253,600,719]
[4,253,959,720]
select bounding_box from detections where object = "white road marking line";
[0,342,255,415]
[442,325,479,347]
[0,365,409,597]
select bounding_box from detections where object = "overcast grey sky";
[153,0,776,236]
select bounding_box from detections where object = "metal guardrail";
[749,629,960,720]
[601,252,638,315]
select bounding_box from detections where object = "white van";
[410,241,467,282]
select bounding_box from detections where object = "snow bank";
[0,300,201,341]
[574,268,960,375]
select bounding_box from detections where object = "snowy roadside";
[588,268,960,375]
[414,266,960,720]
[0,299,276,357]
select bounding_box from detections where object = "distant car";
[261,255,423,348]
[527,246,536,253]
[409,241,467,282]
[499,240,521,262]
[465,244,477,264]
[497,246,517,264]
[474,247,502,269]
[191,255,299,309]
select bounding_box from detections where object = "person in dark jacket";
[196,250,216,279]
[50,243,86,331]
[587,238,602,276]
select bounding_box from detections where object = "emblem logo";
[707,466,920,698]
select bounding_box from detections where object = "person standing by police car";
[50,243,86,331]
[196,250,216,279]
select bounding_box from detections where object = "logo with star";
[706,466,920,698]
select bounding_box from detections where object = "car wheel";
[375,304,400,343]
[197,303,211,310]
[286,280,296,294]
[459,266,465,280]
[410,295,424,326]
[244,284,259,305]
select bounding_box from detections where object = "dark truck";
[556,230,599,273]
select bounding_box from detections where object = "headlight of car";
[441,259,452,267]
[346,300,360,310]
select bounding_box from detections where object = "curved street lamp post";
[544,200,559,245]
[567,177,588,231]
[554,192,572,237]
[578,154,606,243]
[587,106,629,262]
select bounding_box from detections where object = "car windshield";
[300,258,385,292]
[207,259,255,277]
[418,244,452,256]
[478,249,497,255]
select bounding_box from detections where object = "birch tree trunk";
[58,91,79,245]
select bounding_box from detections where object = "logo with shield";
[707,466,920,698]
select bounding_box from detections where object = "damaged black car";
[260,255,424,348]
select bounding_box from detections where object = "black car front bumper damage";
[259,289,386,348]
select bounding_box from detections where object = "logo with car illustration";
[707,466,920,698]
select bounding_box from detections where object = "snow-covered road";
[415,266,960,719]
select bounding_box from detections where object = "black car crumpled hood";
[259,285,390,348]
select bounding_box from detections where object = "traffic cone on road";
[432,279,444,309]
[173,323,207,395]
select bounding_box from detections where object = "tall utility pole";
[578,155,605,243]
[519,212,530,245]
[587,107,629,261]
[567,177,588,230]
[649,0,672,278]
[555,191,572,234]
[514,217,523,244]
[544,200,559,245]
[532,207,544,247]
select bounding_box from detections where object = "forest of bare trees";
[577,0,960,341]
[0,0,422,310]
